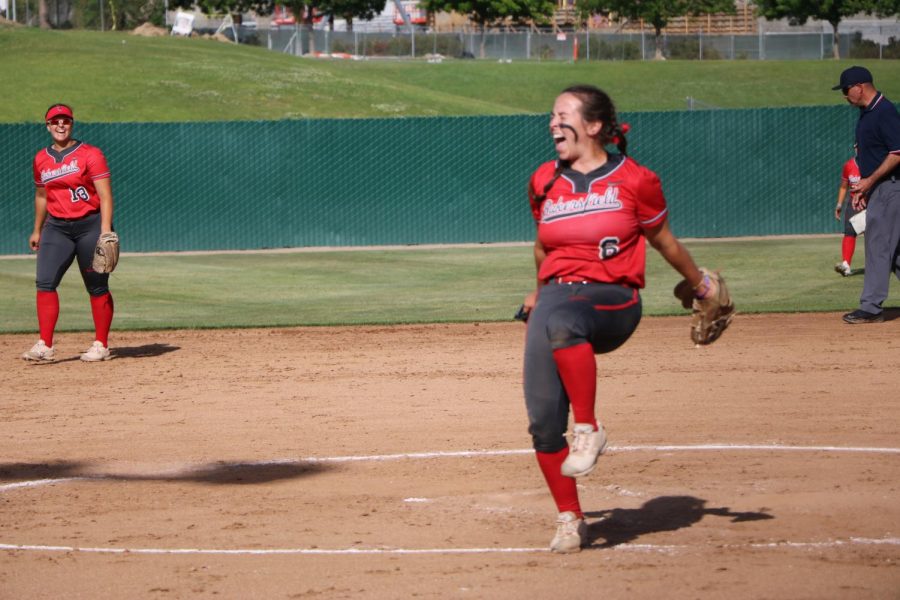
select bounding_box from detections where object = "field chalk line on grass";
[1,444,898,557]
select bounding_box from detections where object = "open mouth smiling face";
[552,124,578,156]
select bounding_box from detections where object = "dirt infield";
[1,313,898,599]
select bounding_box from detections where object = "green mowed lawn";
[2,237,891,333]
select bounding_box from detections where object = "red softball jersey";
[841,157,860,186]
[33,141,111,220]
[528,154,668,289]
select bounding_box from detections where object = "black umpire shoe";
[842,309,885,324]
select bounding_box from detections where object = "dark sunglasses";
[841,84,859,96]
[46,117,73,126]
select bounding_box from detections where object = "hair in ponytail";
[532,160,567,207]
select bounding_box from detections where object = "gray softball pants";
[523,281,642,453]
[36,212,110,296]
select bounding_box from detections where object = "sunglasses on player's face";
[47,117,73,126]
[842,84,860,96]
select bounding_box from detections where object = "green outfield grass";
[1,25,900,122]
[3,26,897,333]
[2,237,893,333]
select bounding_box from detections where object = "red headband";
[45,105,74,121]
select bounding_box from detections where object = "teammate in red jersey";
[520,85,714,553]
[834,144,861,277]
[22,104,116,362]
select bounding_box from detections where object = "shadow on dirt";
[0,461,89,480]
[22,343,180,365]
[0,460,331,486]
[110,343,180,359]
[882,307,900,322]
[154,460,331,485]
[584,495,774,548]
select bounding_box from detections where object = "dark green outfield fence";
[0,106,861,254]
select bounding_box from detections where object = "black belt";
[548,276,599,285]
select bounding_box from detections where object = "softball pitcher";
[22,104,116,362]
[521,85,717,553]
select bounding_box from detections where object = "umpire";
[833,66,900,324]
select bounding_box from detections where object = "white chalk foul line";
[2,446,898,558]
[2,444,897,493]
[291,444,900,465]
[611,444,900,454]
[1,537,898,556]
[0,477,90,492]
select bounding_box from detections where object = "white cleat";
[80,341,111,362]
[834,261,852,277]
[561,423,608,477]
[22,339,55,361]
[550,511,588,553]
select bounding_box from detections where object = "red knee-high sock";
[89,293,114,347]
[842,236,856,265]
[552,342,598,429]
[36,291,59,347]
[536,449,582,517]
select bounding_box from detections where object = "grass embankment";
[2,26,899,122]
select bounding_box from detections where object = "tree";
[39,0,51,28]
[327,0,385,31]
[600,0,735,59]
[171,0,274,28]
[755,0,899,59]
[420,0,556,57]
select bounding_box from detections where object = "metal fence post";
[758,22,765,60]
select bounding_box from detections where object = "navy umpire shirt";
[855,92,900,179]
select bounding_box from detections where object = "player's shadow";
[24,343,180,365]
[110,343,180,359]
[147,460,331,485]
[584,495,773,548]
[0,461,89,481]
[0,460,331,486]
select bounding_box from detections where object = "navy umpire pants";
[523,281,642,453]
[859,178,900,315]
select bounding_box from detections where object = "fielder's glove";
[92,232,120,274]
[673,268,734,345]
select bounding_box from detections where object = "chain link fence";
[259,27,900,61]
[1,105,867,255]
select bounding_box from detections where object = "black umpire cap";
[832,66,873,91]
